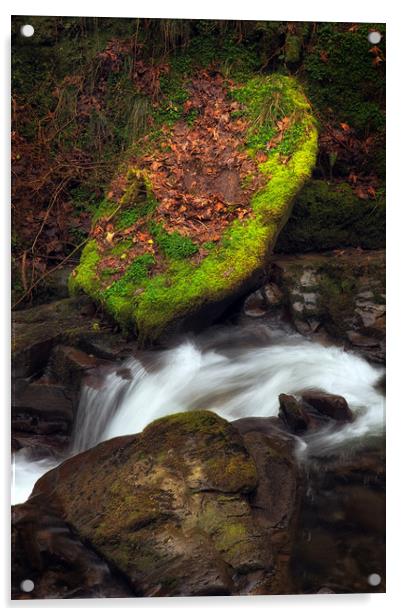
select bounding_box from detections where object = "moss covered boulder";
[15,411,302,597]
[70,72,317,343]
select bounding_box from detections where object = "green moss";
[149,222,198,259]
[100,254,156,329]
[214,521,248,552]
[320,273,356,308]
[145,409,226,433]
[92,198,117,224]
[69,240,101,296]
[285,34,302,64]
[231,74,312,156]
[100,266,120,278]
[202,241,216,251]
[92,169,157,231]
[71,74,318,341]
[115,199,156,230]
[143,410,258,493]
[276,180,386,253]
[110,239,132,256]
[304,23,385,134]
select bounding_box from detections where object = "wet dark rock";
[12,433,69,457]
[12,499,132,599]
[27,265,76,306]
[334,485,385,534]
[12,382,75,435]
[374,373,386,395]
[262,282,283,306]
[232,416,289,439]
[301,391,353,422]
[47,345,104,392]
[242,430,303,594]
[291,439,385,594]
[75,331,135,361]
[278,393,310,434]
[243,289,267,318]
[262,249,385,363]
[11,297,135,454]
[12,297,97,379]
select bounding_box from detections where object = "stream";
[11,321,385,506]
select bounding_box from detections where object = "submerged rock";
[12,410,303,598]
[276,391,354,435]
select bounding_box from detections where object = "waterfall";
[12,322,385,505]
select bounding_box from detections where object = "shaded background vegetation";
[11,16,385,306]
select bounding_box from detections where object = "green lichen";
[71,74,318,341]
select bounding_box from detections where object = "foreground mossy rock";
[70,73,317,342]
[14,411,302,597]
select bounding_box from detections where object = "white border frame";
[2,1,401,613]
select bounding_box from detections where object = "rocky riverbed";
[243,249,385,363]
[11,247,386,598]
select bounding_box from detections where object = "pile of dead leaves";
[102,71,265,267]
[143,72,264,240]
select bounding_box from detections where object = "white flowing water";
[12,323,385,505]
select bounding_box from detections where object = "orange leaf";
[137,231,149,242]
[256,151,267,163]
[373,56,383,66]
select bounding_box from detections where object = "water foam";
[12,324,385,504]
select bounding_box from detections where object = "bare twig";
[12,239,88,310]
[21,251,27,291]
[30,178,69,253]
